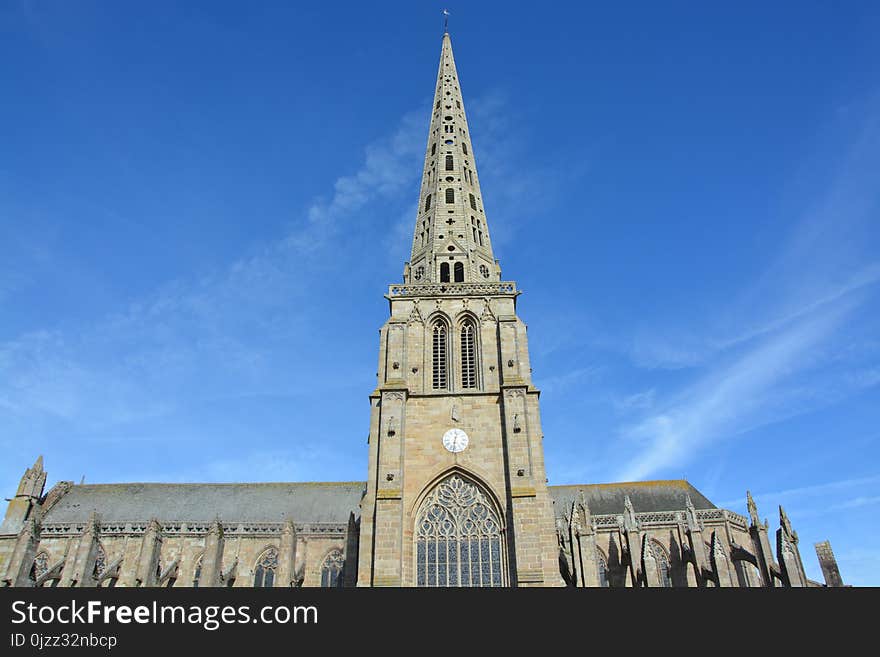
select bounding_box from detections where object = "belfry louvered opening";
[460,320,478,389]
[432,320,449,390]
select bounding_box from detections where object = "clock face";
[442,428,469,453]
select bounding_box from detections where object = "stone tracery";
[415,474,504,587]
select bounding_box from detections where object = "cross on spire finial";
[442,9,450,34]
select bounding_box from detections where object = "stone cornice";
[386,281,518,299]
[32,521,349,539]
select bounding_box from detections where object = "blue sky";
[1,2,879,585]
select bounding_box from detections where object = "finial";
[746,490,760,525]
[442,9,450,34]
[779,505,794,537]
[622,495,638,531]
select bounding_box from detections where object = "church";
[0,31,846,589]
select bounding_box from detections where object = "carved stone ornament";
[480,298,497,323]
[33,552,49,581]
[408,299,425,325]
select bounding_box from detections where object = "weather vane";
[442,9,450,34]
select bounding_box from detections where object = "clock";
[442,428,469,453]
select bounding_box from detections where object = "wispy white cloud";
[383,203,419,267]
[141,448,335,484]
[612,102,880,480]
[537,366,602,395]
[828,495,880,511]
[716,473,880,509]
[0,92,516,450]
[836,548,880,587]
[627,107,880,372]
[612,389,656,412]
[465,90,587,255]
[284,109,426,254]
[627,262,880,372]
[0,106,432,440]
[616,300,857,481]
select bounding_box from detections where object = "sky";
[1,1,878,585]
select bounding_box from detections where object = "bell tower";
[357,29,563,587]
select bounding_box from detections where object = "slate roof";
[41,482,366,525]
[549,480,716,518]
[40,479,714,525]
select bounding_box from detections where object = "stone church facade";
[0,32,845,589]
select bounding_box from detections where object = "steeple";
[361,29,563,588]
[405,32,499,285]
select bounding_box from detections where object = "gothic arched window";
[651,540,672,588]
[453,261,464,282]
[431,142,436,155]
[445,155,454,171]
[440,261,450,283]
[462,142,468,155]
[460,320,478,389]
[432,320,449,390]
[469,193,477,210]
[253,547,278,588]
[415,474,504,587]
[425,193,432,211]
[446,188,455,203]
[320,549,345,588]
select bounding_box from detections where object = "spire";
[405,33,499,285]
